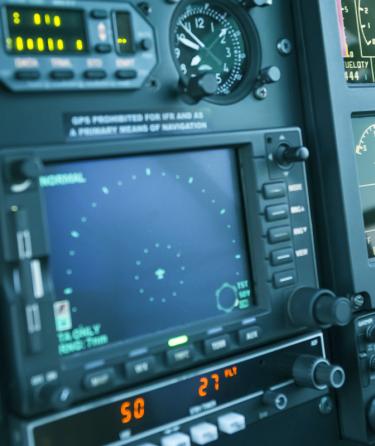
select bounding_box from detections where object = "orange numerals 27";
[198,373,220,397]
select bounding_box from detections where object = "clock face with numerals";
[171,0,260,104]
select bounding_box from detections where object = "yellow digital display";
[5,6,88,54]
[114,11,134,54]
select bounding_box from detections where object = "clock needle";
[179,22,206,48]
[179,36,200,51]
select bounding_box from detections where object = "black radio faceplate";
[12,332,328,446]
[331,312,375,444]
[0,128,318,417]
[0,0,157,91]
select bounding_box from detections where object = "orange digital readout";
[198,366,238,397]
[120,397,145,424]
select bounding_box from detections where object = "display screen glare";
[5,6,88,54]
[41,150,254,357]
[353,116,375,258]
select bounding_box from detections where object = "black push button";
[204,335,231,356]
[83,368,114,390]
[273,270,296,288]
[126,356,155,379]
[167,346,194,366]
[14,70,40,81]
[271,248,294,266]
[140,38,153,51]
[50,70,74,80]
[263,183,286,199]
[238,326,263,346]
[91,9,108,19]
[84,69,107,80]
[268,226,291,244]
[95,44,112,54]
[115,69,138,80]
[265,205,289,222]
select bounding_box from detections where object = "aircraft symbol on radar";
[155,269,166,280]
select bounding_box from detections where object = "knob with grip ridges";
[276,144,310,165]
[182,73,218,103]
[288,287,352,329]
[293,355,346,391]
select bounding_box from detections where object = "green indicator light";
[168,335,189,348]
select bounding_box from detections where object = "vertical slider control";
[12,206,43,353]
[30,259,44,299]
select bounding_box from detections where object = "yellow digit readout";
[6,7,86,54]
[10,37,70,53]
[118,37,128,45]
[57,39,64,51]
[12,11,20,25]
[26,38,34,51]
[76,39,83,51]
[33,13,41,25]
[53,15,61,27]
[47,38,54,51]
[37,37,44,52]
[15,36,23,52]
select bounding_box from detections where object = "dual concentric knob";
[288,288,352,329]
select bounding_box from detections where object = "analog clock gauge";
[171,0,260,104]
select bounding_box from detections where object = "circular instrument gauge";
[171,0,260,104]
[355,123,375,258]
[356,123,375,184]
[358,0,375,56]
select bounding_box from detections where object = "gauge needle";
[191,55,202,67]
[179,22,206,48]
[179,36,200,51]
[208,28,228,51]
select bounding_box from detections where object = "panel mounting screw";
[351,294,365,310]
[138,2,152,15]
[319,396,333,415]
[254,85,268,100]
[277,38,293,56]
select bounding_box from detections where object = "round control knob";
[242,0,272,8]
[262,390,288,411]
[182,73,218,103]
[369,356,375,371]
[11,158,44,183]
[39,384,74,410]
[293,355,346,391]
[259,66,281,84]
[288,287,352,328]
[140,38,153,51]
[276,145,310,165]
[314,294,353,327]
[367,325,375,343]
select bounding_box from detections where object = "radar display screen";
[338,0,375,83]
[353,116,375,258]
[41,150,254,357]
